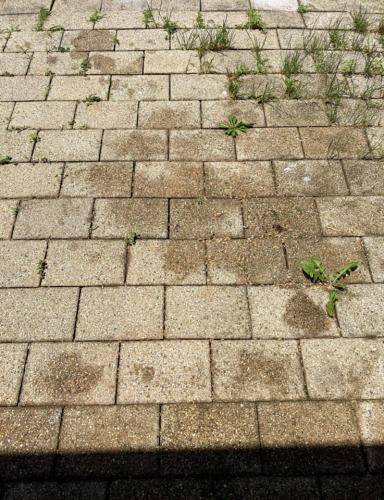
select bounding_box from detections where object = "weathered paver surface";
[0,0,384,497]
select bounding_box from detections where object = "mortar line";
[72,287,82,341]
[114,342,122,404]
[16,344,30,405]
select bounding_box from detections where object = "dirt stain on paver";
[163,241,204,278]
[71,30,114,51]
[284,291,330,335]
[90,54,116,73]
[132,364,155,383]
[236,350,291,393]
[41,352,103,397]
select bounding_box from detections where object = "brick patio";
[0,0,384,497]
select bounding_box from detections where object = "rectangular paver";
[161,402,260,474]
[33,130,102,162]
[170,199,243,239]
[165,286,251,339]
[0,162,62,198]
[10,101,76,130]
[110,75,169,100]
[61,162,133,197]
[92,198,168,239]
[13,198,92,239]
[0,200,16,239]
[0,343,27,405]
[236,128,304,160]
[317,197,384,236]
[364,237,384,282]
[206,239,286,284]
[258,401,364,474]
[20,342,119,405]
[248,286,339,339]
[118,340,211,403]
[0,288,79,341]
[212,340,306,400]
[0,240,46,287]
[76,286,164,341]
[302,338,384,399]
[138,101,201,129]
[204,161,275,198]
[337,285,384,337]
[101,130,168,161]
[44,240,125,286]
[169,130,235,161]
[126,240,206,285]
[60,405,159,451]
[133,162,204,198]
[74,101,137,129]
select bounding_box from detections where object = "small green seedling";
[35,6,50,31]
[297,4,308,13]
[89,10,105,24]
[301,258,359,317]
[11,206,19,216]
[143,5,156,27]
[36,259,47,279]
[219,115,252,137]
[126,231,139,246]
[79,56,91,75]
[0,155,12,164]
[83,94,102,106]
[29,130,40,144]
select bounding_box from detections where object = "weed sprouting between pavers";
[301,258,358,317]
[219,115,252,137]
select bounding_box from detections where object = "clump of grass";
[363,46,384,76]
[297,4,308,14]
[89,10,105,24]
[29,130,40,144]
[352,6,369,34]
[253,39,267,73]
[281,50,305,77]
[35,6,50,31]
[227,76,240,98]
[329,20,348,50]
[340,58,357,75]
[313,50,342,74]
[36,259,48,279]
[79,56,91,75]
[83,94,102,106]
[301,258,358,317]
[126,231,139,246]
[241,8,267,31]
[378,17,384,35]
[0,155,12,164]
[284,77,302,98]
[303,31,330,56]
[143,4,156,27]
[219,115,252,137]
[163,15,178,39]
[196,12,205,29]
[197,21,233,56]
[252,83,275,103]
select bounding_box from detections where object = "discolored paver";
[118,340,211,403]
[212,340,306,400]
[170,199,243,239]
[61,162,133,197]
[20,342,119,405]
[60,405,159,451]
[248,286,339,339]
[302,338,384,399]
[126,240,206,285]
[92,198,168,238]
[258,401,364,473]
